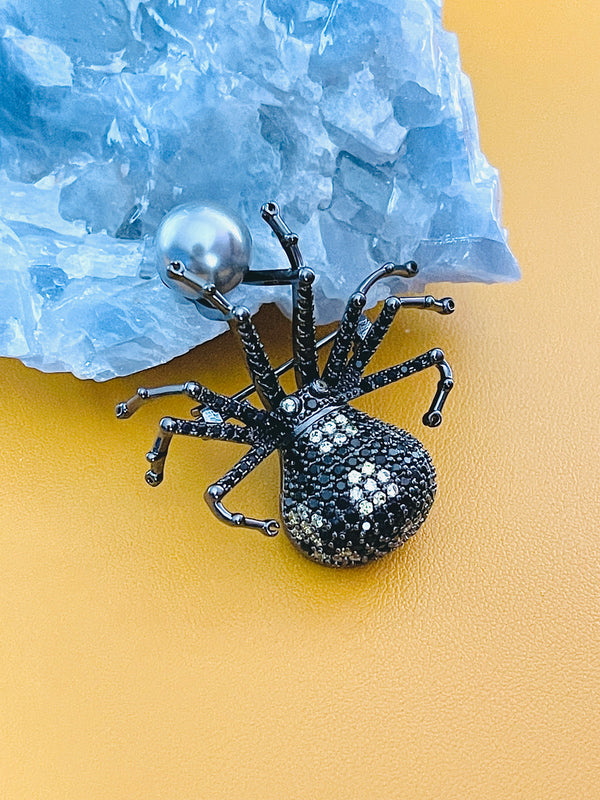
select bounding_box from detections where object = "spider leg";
[144,416,257,487]
[321,260,420,387]
[239,202,302,285]
[260,201,303,272]
[393,295,454,314]
[231,328,337,402]
[344,296,402,381]
[355,259,417,293]
[259,203,319,388]
[350,348,454,427]
[292,268,319,387]
[228,258,421,401]
[205,445,280,536]
[165,263,286,411]
[322,292,367,386]
[343,294,455,384]
[116,381,266,427]
[231,307,286,410]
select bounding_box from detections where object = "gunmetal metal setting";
[117,201,455,567]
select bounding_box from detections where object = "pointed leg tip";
[263,520,280,537]
[423,411,442,428]
[145,469,163,487]
[115,402,130,419]
[261,201,279,219]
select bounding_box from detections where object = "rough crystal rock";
[0,0,519,380]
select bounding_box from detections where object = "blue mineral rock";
[0,0,519,380]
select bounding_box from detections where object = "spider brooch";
[117,201,454,567]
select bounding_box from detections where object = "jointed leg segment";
[116,381,266,426]
[343,293,454,384]
[231,307,285,411]
[322,292,367,386]
[164,259,287,413]
[323,261,423,387]
[145,415,258,486]
[354,348,454,427]
[259,202,319,390]
[346,296,402,377]
[292,268,319,387]
[205,445,279,536]
[260,201,303,273]
[116,383,199,420]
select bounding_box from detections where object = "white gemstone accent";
[361,521,371,531]
[313,513,324,529]
[373,491,386,506]
[322,421,336,435]
[281,397,298,413]
[358,500,374,516]
[362,462,375,475]
[350,486,363,502]
[320,441,333,453]
[364,478,378,493]
[346,426,358,436]
[334,414,348,426]
[387,483,399,498]
[377,469,391,483]
[333,432,347,445]
[201,408,224,424]
[348,470,362,484]
[309,429,322,443]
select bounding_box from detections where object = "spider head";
[271,379,339,431]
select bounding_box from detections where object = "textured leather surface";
[1,1,600,797]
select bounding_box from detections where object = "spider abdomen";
[280,407,436,567]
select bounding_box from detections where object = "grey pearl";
[156,203,252,300]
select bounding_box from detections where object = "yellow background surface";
[2,1,599,798]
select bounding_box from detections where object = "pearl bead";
[156,203,251,300]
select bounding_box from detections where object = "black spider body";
[279,402,435,567]
[249,380,437,566]
[117,202,454,567]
